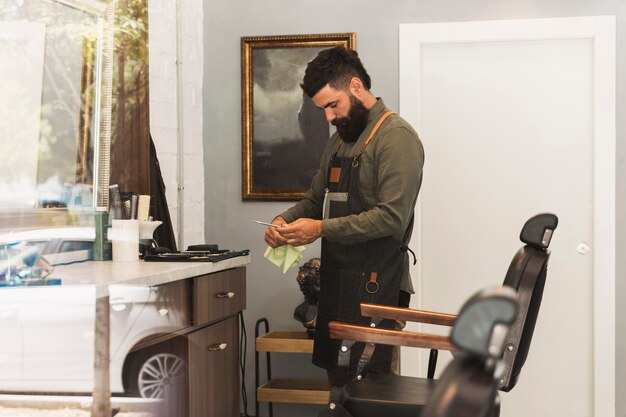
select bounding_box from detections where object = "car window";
[59,240,93,253]
[0,241,45,278]
[43,240,93,266]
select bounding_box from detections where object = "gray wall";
[203,1,626,416]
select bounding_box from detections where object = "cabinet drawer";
[154,279,191,328]
[193,267,246,326]
[188,316,239,417]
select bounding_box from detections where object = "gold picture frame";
[241,33,356,201]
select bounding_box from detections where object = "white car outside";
[0,228,187,398]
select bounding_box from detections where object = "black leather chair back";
[418,214,560,417]
[498,213,557,391]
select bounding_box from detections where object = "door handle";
[216,291,235,299]
[207,342,227,351]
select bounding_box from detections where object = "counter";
[54,255,251,295]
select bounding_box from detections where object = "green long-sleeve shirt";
[279,99,424,293]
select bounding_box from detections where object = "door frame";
[399,16,615,417]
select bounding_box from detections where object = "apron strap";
[353,111,395,163]
[333,111,396,160]
[401,245,418,265]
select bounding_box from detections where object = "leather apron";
[312,112,406,375]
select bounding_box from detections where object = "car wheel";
[125,342,187,399]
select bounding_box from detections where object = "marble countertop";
[52,255,251,296]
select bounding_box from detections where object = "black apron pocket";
[328,201,348,220]
[320,266,401,324]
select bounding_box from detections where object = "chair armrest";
[328,321,459,352]
[361,303,457,326]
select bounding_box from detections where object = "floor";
[0,407,152,417]
[0,395,158,417]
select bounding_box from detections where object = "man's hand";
[277,218,324,246]
[264,216,289,248]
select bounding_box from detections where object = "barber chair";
[420,286,518,417]
[322,213,558,417]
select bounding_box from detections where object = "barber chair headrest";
[519,213,558,249]
[451,286,518,358]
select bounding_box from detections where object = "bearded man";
[264,46,424,383]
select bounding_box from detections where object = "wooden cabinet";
[155,266,245,417]
[256,331,329,406]
[187,266,245,417]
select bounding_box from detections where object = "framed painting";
[241,33,356,201]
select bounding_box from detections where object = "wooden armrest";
[328,321,459,352]
[361,303,457,326]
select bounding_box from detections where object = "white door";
[400,17,615,417]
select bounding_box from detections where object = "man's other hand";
[264,217,288,248]
[277,218,324,246]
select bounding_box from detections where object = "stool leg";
[255,318,273,417]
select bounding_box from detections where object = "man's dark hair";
[301,46,371,98]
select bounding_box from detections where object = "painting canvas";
[241,33,356,201]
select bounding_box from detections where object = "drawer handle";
[216,291,235,299]
[207,343,228,352]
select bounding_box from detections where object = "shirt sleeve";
[322,125,424,244]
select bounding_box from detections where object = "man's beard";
[332,95,369,143]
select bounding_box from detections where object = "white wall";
[195,1,625,417]
[149,0,204,250]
